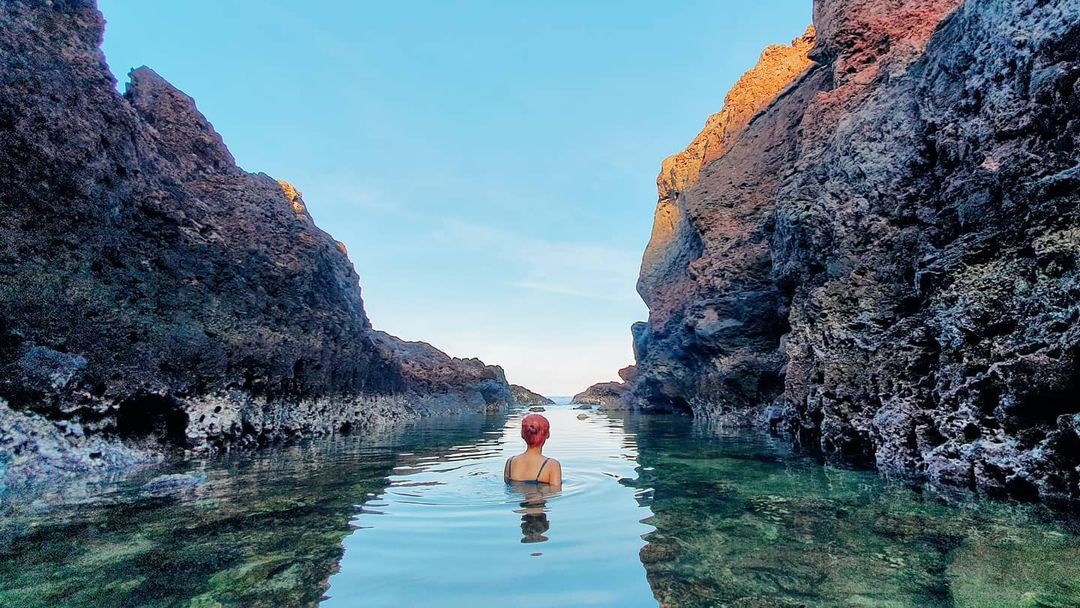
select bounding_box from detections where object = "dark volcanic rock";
[509,384,554,406]
[631,0,1080,502]
[0,0,511,486]
[0,396,153,489]
[634,28,819,418]
[571,382,628,408]
[573,365,637,409]
[371,331,513,413]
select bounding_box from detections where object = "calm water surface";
[323,407,653,607]
[1,404,1078,607]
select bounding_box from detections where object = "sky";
[98,0,812,395]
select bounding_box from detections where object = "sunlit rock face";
[639,27,817,319]
[632,0,1080,502]
[633,27,825,418]
[0,0,511,483]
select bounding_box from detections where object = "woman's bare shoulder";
[546,458,563,484]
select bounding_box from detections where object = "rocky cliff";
[631,0,1080,502]
[0,0,516,486]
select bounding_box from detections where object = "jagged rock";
[0,398,156,490]
[572,382,629,409]
[633,28,822,419]
[370,331,513,412]
[0,0,511,487]
[509,384,554,406]
[630,0,1080,502]
[17,346,87,394]
[573,365,637,409]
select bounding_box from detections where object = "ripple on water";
[321,407,658,608]
[3,406,1078,608]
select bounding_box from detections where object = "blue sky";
[98,0,811,395]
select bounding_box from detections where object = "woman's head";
[521,414,550,448]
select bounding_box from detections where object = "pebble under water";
[0,404,1078,607]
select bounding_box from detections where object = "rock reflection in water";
[323,407,655,607]
[4,406,1078,608]
[0,412,506,608]
[622,413,1080,608]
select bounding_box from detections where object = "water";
[625,414,1080,608]
[0,405,1078,607]
[322,407,654,607]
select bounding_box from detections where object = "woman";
[504,413,562,487]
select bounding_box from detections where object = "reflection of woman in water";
[504,414,562,487]
[508,482,558,543]
[505,414,562,544]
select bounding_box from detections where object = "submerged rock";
[142,473,206,496]
[627,0,1080,502]
[0,0,512,488]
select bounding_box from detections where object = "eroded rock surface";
[572,365,636,409]
[571,383,628,409]
[630,0,1080,502]
[0,0,511,486]
[509,385,554,406]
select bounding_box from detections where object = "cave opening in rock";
[116,394,188,444]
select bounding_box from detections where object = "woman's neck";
[524,445,544,456]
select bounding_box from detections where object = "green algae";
[0,413,505,608]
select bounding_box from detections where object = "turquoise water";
[1,404,1078,607]
[323,407,654,607]
[624,414,1080,608]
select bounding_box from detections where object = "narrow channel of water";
[1,404,1078,607]
[323,407,654,607]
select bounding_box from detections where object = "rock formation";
[630,0,1080,502]
[0,0,512,486]
[572,365,636,409]
[571,383,627,408]
[509,384,554,406]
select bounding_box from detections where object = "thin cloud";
[441,219,641,302]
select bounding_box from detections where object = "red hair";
[521,414,550,448]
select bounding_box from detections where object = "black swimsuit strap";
[535,458,550,481]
